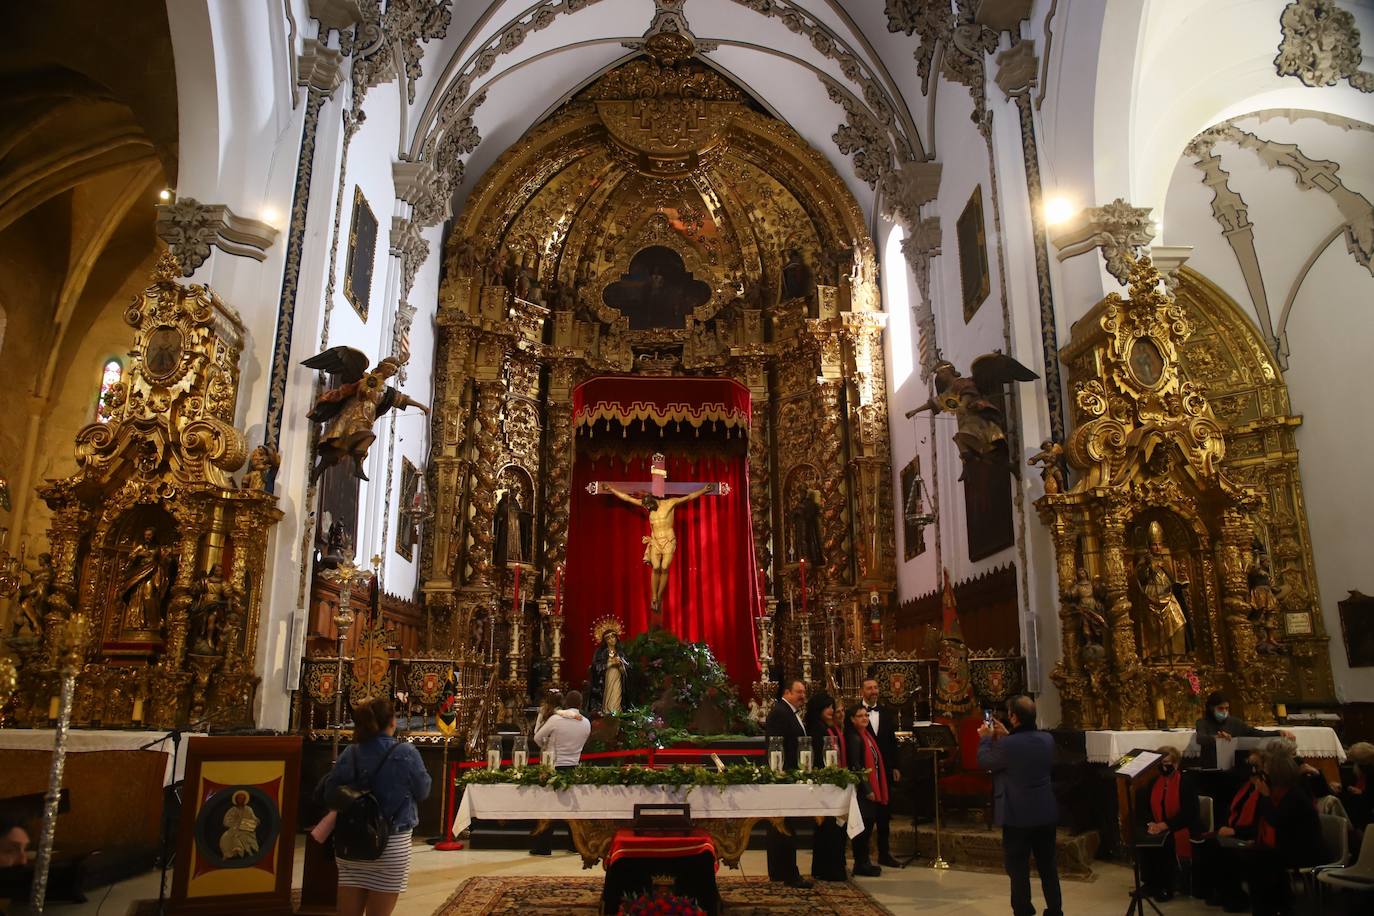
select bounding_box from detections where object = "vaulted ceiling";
[390,0,936,227]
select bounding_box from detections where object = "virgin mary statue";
[588,619,632,715]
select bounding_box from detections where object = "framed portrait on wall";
[344,186,377,321]
[169,735,302,915]
[1339,591,1374,668]
[395,457,420,561]
[956,185,991,323]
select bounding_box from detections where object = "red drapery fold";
[565,451,761,697]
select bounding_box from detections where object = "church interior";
[1,1,1373,914]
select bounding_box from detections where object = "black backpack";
[330,742,401,860]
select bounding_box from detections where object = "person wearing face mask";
[1194,692,1294,768]
[1192,750,1267,911]
[1135,746,1200,901]
[1244,739,1327,916]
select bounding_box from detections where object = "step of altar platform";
[888,818,1099,880]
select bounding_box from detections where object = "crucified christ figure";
[605,484,710,621]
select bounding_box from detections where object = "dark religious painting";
[900,455,927,561]
[957,185,991,323]
[395,457,420,561]
[963,451,1014,562]
[344,186,377,321]
[1339,591,1374,668]
[316,391,360,562]
[602,245,711,330]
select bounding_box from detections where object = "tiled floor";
[48,842,1226,915]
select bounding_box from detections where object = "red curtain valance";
[572,376,751,434]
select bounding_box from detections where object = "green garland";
[461,763,862,792]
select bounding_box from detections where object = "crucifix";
[587,452,731,628]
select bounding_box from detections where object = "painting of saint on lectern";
[602,245,711,330]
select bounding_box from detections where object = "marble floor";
[42,842,1230,915]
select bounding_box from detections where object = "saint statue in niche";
[119,527,172,633]
[1134,521,1193,659]
[789,489,823,567]
[493,489,531,567]
[601,245,711,330]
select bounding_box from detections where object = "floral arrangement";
[586,629,757,751]
[461,762,862,791]
[620,891,706,915]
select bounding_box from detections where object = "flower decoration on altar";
[621,891,707,916]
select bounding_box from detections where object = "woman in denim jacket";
[321,697,431,916]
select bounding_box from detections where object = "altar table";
[455,783,862,868]
[1085,725,1346,766]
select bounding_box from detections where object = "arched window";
[95,357,123,423]
[883,224,914,389]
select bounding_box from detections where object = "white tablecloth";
[455,783,864,839]
[0,727,204,786]
[1086,726,1346,765]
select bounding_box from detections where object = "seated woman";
[1136,745,1200,901]
[805,693,848,882]
[1192,750,1265,910]
[1245,738,1327,916]
[844,703,889,878]
[1194,692,1294,768]
[1334,741,1374,839]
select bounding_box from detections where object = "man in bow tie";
[861,677,903,868]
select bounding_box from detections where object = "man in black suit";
[860,677,903,868]
[764,678,813,888]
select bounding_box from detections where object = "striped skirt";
[337,831,413,893]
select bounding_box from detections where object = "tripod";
[1120,771,1165,916]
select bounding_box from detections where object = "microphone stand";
[139,719,209,915]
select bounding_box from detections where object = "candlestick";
[47,696,59,722]
[1154,697,1166,724]
[1276,702,1287,721]
[132,698,144,724]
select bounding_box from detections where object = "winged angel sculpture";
[303,347,429,481]
[906,352,1039,478]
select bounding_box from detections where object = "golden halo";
[590,615,624,643]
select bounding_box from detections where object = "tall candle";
[799,559,808,616]
[1276,703,1287,719]
[1154,698,1166,722]
[132,698,145,724]
[512,564,522,617]
[553,565,563,618]
[756,567,766,615]
[48,696,59,720]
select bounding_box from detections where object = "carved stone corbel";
[1050,198,1157,285]
[155,199,281,276]
[298,38,345,95]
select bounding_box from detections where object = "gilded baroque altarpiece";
[1042,257,1332,730]
[5,252,281,730]
[418,59,898,719]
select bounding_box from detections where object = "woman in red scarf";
[806,694,848,882]
[1193,751,1265,909]
[844,704,889,878]
[1135,745,1200,901]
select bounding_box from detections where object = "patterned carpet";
[433,875,894,915]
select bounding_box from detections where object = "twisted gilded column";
[467,381,503,587]
[1100,505,1146,729]
[813,379,851,585]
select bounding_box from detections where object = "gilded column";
[1101,503,1146,729]
[813,378,852,585]
[468,381,503,587]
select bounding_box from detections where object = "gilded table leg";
[566,820,617,869]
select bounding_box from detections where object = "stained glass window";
[95,358,122,423]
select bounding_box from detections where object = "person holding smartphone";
[977,695,1062,916]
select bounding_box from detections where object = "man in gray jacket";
[978,695,1061,916]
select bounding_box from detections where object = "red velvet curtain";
[565,451,761,697]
